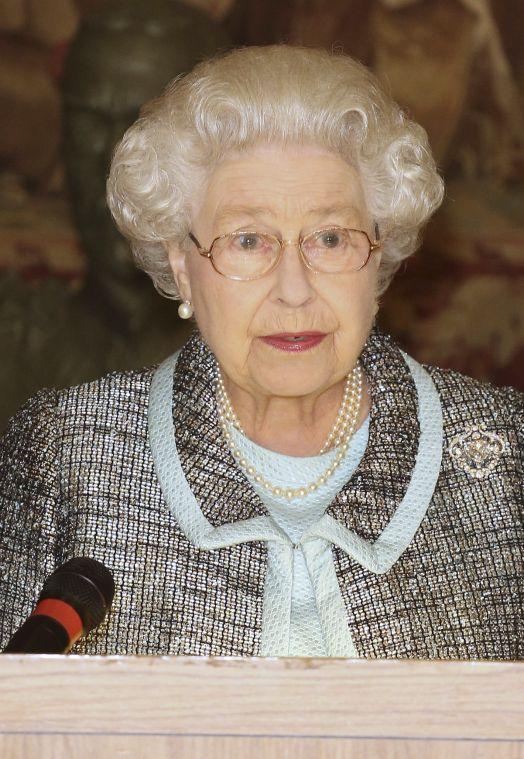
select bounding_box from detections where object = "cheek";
[334,269,377,318]
[191,273,263,356]
[330,274,378,359]
[189,258,223,320]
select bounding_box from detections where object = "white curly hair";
[107,44,445,298]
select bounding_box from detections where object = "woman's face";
[167,143,381,399]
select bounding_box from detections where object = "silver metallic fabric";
[0,325,522,657]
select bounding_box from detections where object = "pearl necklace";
[215,364,363,500]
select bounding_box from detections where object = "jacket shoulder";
[55,365,157,429]
[422,362,523,442]
[0,387,62,493]
[2,364,160,455]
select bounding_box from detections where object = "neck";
[220,371,371,457]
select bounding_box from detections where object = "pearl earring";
[178,300,194,319]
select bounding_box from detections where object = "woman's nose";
[271,239,315,307]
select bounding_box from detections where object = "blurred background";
[0,0,523,429]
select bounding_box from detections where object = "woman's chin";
[251,369,331,399]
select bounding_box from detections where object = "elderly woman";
[1,45,523,659]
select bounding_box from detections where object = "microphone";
[3,557,115,654]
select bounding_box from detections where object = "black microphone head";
[56,557,115,607]
[39,557,115,634]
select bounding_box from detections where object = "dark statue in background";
[0,0,230,430]
[63,0,229,332]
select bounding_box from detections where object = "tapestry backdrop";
[0,0,522,429]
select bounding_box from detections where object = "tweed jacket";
[0,326,522,658]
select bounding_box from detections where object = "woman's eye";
[235,234,262,250]
[233,232,267,253]
[319,231,342,248]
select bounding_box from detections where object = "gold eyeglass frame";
[188,224,381,281]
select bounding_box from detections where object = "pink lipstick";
[260,332,327,352]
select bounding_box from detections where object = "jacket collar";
[170,324,426,539]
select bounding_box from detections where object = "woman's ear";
[165,241,192,302]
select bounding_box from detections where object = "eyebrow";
[214,206,274,226]
[306,204,362,219]
[213,203,363,227]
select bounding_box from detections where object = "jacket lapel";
[327,327,421,540]
[172,330,268,526]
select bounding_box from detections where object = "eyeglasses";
[188,225,381,281]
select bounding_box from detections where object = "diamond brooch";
[448,424,506,479]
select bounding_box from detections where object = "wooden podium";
[1,656,523,758]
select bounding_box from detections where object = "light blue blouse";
[228,418,370,656]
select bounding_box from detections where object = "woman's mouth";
[260,332,327,352]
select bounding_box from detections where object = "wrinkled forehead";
[194,145,371,233]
